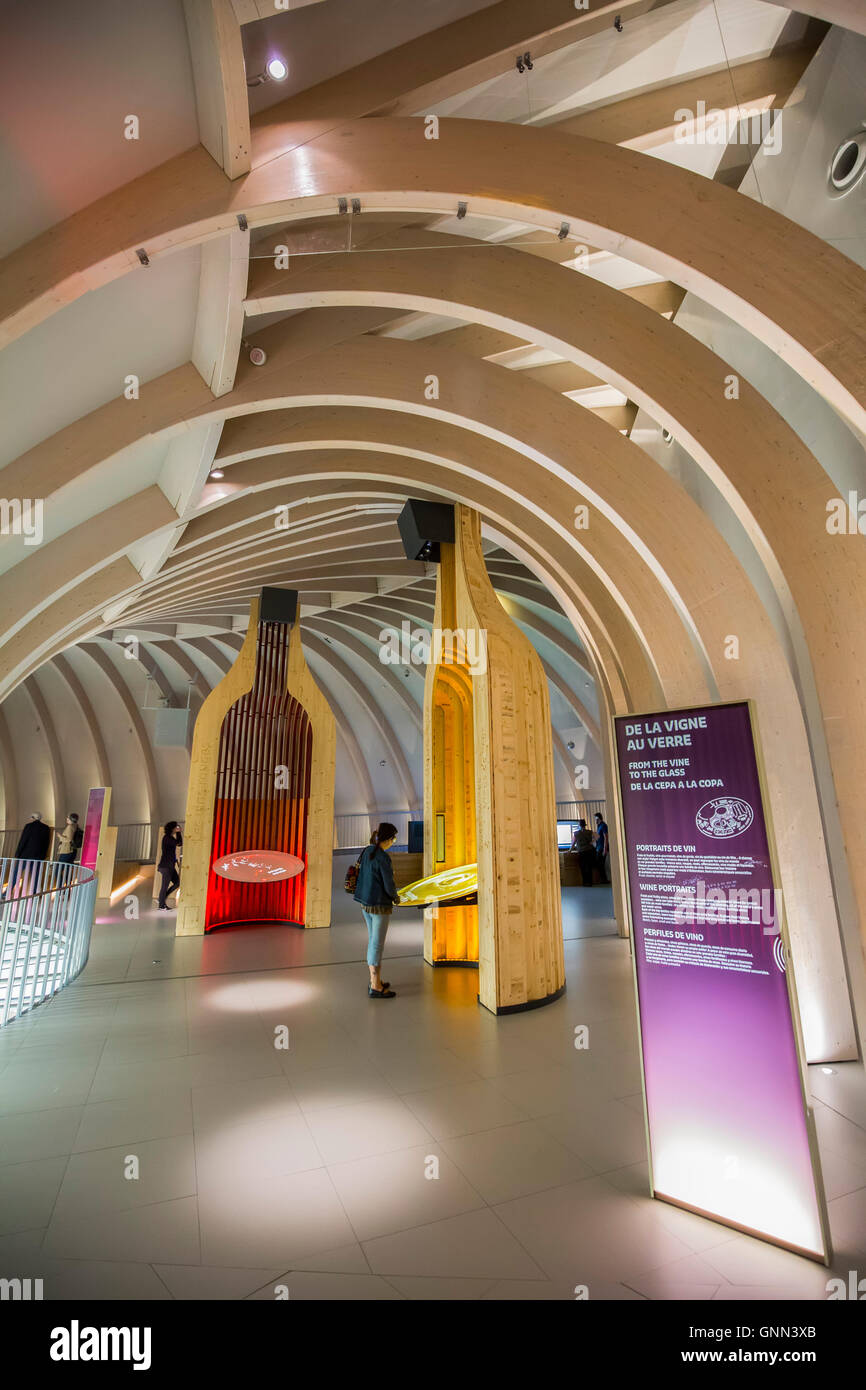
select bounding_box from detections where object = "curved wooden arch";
[151,641,210,706]
[300,630,419,810]
[79,642,159,825]
[0,707,18,829]
[1,120,863,435]
[246,240,866,678]
[302,615,423,730]
[22,674,67,830]
[241,248,866,895]
[52,652,112,789]
[344,586,602,750]
[222,626,418,810]
[92,458,655,714]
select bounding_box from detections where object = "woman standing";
[157,821,183,911]
[55,813,82,865]
[353,822,400,998]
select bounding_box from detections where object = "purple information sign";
[614,701,827,1259]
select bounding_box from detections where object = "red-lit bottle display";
[204,617,312,929]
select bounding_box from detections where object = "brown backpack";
[344,850,363,894]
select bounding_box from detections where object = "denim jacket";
[352,845,399,908]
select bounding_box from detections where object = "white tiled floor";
[0,861,864,1300]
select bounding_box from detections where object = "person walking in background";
[353,822,400,998]
[56,813,82,865]
[572,818,596,887]
[157,821,182,911]
[594,811,609,883]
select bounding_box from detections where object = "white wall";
[0,0,199,257]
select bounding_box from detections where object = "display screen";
[614,701,827,1259]
[399,863,477,906]
[557,821,575,849]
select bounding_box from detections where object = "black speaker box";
[258,587,299,625]
[397,499,455,563]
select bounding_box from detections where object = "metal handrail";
[0,857,98,1027]
[114,822,158,863]
[333,811,420,851]
[555,799,607,822]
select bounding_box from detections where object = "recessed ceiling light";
[210,469,224,479]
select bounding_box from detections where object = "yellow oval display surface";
[399,863,478,905]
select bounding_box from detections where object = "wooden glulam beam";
[183,0,251,178]
[52,653,113,789]
[0,119,862,440]
[247,0,681,165]
[549,42,824,149]
[22,674,67,829]
[79,642,160,825]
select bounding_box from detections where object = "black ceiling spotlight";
[516,50,533,73]
[397,499,455,564]
[614,15,624,32]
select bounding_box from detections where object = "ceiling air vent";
[828,127,866,197]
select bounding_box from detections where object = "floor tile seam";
[70,950,425,991]
[34,1148,75,1260]
[65,1024,115,1165]
[147,1262,178,1299]
[48,1188,200,1225]
[323,1141,491,1235]
[317,1160,378,1276]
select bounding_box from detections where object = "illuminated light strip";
[109,875,143,906]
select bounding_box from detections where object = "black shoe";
[368,985,396,998]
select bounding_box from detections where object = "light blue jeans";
[362,909,390,967]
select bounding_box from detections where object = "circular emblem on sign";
[695,796,754,839]
[773,934,787,974]
[212,850,304,883]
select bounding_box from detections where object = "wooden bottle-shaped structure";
[408,501,565,1013]
[176,588,335,935]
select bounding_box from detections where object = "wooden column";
[423,505,565,1012]
[176,594,335,935]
